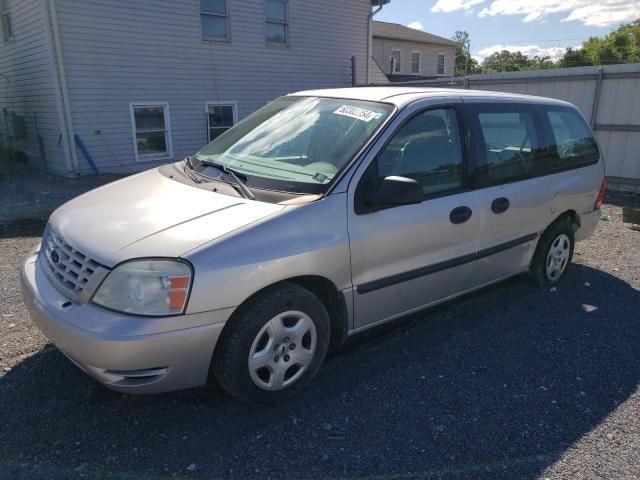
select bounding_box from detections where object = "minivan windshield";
[194,96,394,194]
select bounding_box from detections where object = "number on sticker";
[334,105,380,122]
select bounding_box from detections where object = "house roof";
[372,21,457,47]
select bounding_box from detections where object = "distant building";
[372,21,457,82]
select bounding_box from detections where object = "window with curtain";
[437,55,446,75]
[411,51,420,74]
[130,104,172,161]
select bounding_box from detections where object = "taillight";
[594,178,606,210]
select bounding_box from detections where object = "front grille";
[40,225,107,302]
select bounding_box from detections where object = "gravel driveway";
[0,198,639,480]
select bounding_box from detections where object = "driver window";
[376,108,464,195]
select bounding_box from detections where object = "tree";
[559,47,592,68]
[482,50,531,72]
[451,30,482,76]
[559,19,640,67]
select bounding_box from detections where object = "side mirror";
[360,176,423,210]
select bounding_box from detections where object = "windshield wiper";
[199,160,256,200]
[183,156,202,183]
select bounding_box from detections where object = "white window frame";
[437,54,446,76]
[1,0,12,42]
[265,0,289,45]
[391,49,402,74]
[411,50,421,75]
[205,101,238,143]
[200,0,230,41]
[129,102,173,162]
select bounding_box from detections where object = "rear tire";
[529,216,575,287]
[212,282,330,405]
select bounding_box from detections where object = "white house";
[372,21,457,82]
[0,0,390,175]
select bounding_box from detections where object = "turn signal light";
[168,275,190,311]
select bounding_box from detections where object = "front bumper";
[20,246,233,394]
[575,209,601,242]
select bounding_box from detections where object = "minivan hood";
[50,168,284,267]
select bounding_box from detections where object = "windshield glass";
[195,96,394,194]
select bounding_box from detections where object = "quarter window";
[411,51,420,74]
[201,0,228,40]
[437,55,446,75]
[545,108,599,170]
[130,103,173,161]
[391,50,401,73]
[206,102,236,142]
[1,0,12,42]
[266,0,288,44]
[377,108,464,196]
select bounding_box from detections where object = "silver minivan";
[21,87,605,404]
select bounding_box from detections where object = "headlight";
[92,259,193,316]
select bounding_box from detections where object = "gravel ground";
[0,196,639,480]
[0,167,123,225]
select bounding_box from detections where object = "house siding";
[373,37,456,78]
[0,0,66,173]
[55,0,371,174]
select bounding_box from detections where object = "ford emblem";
[50,249,61,265]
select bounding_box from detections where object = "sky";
[375,0,640,63]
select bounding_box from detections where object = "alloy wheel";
[545,233,571,282]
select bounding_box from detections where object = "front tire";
[212,282,330,405]
[530,216,575,286]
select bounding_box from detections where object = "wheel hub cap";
[545,233,571,281]
[248,311,317,391]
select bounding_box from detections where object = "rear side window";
[467,104,552,186]
[544,107,599,170]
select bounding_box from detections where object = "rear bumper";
[20,246,233,394]
[575,209,601,242]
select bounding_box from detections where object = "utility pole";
[464,37,470,77]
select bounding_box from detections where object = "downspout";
[366,3,384,85]
[49,0,79,174]
[41,0,73,175]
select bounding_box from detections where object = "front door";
[348,103,483,331]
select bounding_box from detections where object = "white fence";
[381,63,640,193]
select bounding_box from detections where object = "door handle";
[450,206,473,224]
[491,197,510,214]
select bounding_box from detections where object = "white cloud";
[406,21,424,30]
[562,4,640,27]
[431,0,484,13]
[475,44,570,61]
[477,0,640,27]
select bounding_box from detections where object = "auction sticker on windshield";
[334,105,381,122]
